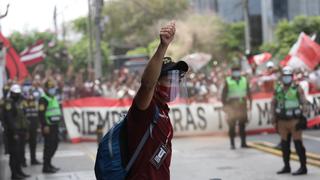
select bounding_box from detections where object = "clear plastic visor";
[158,70,188,103]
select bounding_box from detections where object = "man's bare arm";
[134,22,176,110]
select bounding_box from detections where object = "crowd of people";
[2,59,320,104]
[2,21,319,179]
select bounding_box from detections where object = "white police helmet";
[282,66,293,76]
[10,84,22,94]
[266,61,274,68]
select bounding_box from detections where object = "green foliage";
[9,31,55,53]
[8,30,110,75]
[220,22,245,53]
[126,47,148,56]
[103,0,188,47]
[72,17,88,35]
[68,37,110,75]
[126,39,160,57]
[8,31,70,72]
[260,16,320,61]
[68,37,88,71]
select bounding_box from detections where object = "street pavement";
[0,130,320,180]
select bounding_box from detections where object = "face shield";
[157,70,188,103]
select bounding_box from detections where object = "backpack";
[94,106,160,180]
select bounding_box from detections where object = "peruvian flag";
[20,40,45,66]
[248,52,272,65]
[0,32,29,81]
[280,32,320,70]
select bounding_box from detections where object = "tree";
[8,31,70,73]
[7,29,110,78]
[219,22,245,59]
[102,0,189,50]
[70,15,110,77]
[260,16,320,61]
[126,15,245,64]
[68,36,110,75]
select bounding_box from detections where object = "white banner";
[62,94,320,143]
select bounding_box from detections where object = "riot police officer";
[24,88,41,165]
[222,65,251,149]
[39,80,62,173]
[3,84,30,179]
[0,83,10,154]
[272,66,308,175]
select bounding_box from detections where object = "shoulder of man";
[128,99,156,121]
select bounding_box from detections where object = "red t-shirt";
[126,98,173,180]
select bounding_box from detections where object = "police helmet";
[10,84,22,94]
[266,61,274,68]
[282,66,293,76]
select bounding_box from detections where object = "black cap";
[160,57,189,77]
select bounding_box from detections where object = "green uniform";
[274,84,301,119]
[42,94,62,125]
[39,93,62,172]
[223,76,250,149]
[226,76,248,101]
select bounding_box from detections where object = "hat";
[160,57,189,77]
[10,84,22,94]
[266,61,274,68]
[282,66,293,75]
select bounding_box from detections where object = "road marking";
[257,141,320,160]
[80,145,96,162]
[303,134,320,142]
[248,141,320,168]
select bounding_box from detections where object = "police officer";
[39,80,61,173]
[222,65,251,149]
[0,83,10,154]
[272,66,308,175]
[3,84,30,179]
[24,88,41,165]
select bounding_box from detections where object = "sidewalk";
[171,136,320,180]
[0,135,319,180]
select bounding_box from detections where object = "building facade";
[190,0,320,45]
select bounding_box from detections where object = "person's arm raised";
[134,22,176,110]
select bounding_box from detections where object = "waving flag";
[280,32,320,70]
[20,40,45,66]
[247,52,272,65]
[0,32,29,81]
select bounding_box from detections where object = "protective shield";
[157,70,188,103]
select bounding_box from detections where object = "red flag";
[280,32,320,70]
[280,55,291,67]
[0,32,29,81]
[248,52,272,65]
[20,40,45,66]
